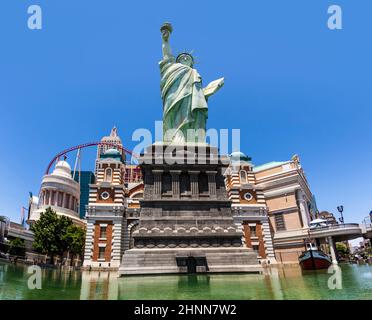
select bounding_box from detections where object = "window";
[104,168,113,182]
[250,225,257,237]
[65,194,70,209]
[161,173,172,195]
[275,213,286,231]
[100,226,107,238]
[70,197,75,210]
[198,173,209,194]
[98,246,105,260]
[57,192,63,207]
[131,192,143,199]
[240,170,248,184]
[180,173,191,195]
[51,191,56,206]
[252,245,259,253]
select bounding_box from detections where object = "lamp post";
[337,205,344,224]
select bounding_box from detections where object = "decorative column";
[42,190,47,205]
[206,171,217,198]
[189,171,200,198]
[47,190,52,206]
[170,170,181,199]
[152,170,163,197]
[296,190,309,228]
[328,236,338,264]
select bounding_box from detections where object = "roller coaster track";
[45,141,138,175]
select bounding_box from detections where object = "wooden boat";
[299,244,332,270]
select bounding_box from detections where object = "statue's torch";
[160,22,173,41]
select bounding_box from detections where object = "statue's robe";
[160,57,208,143]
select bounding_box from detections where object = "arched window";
[131,192,144,199]
[240,170,248,184]
[104,168,113,182]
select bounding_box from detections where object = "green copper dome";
[230,151,252,162]
[101,148,122,160]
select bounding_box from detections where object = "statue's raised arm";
[159,22,223,143]
[160,22,174,61]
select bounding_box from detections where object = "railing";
[361,218,372,231]
[309,223,360,231]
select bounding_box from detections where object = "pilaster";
[189,170,200,198]
[170,170,181,199]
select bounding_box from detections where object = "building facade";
[73,171,95,219]
[83,148,127,269]
[81,145,327,268]
[224,153,320,264]
[253,155,315,263]
[78,129,363,269]
[225,152,276,264]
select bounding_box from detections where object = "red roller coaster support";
[45,142,137,175]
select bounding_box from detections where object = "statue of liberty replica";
[159,22,224,143]
[119,23,261,276]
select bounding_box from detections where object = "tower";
[83,147,127,270]
[226,152,276,264]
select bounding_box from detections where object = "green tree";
[336,242,349,255]
[62,224,85,265]
[31,207,73,263]
[8,237,25,257]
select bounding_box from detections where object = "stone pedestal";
[119,143,262,275]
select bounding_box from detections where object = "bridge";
[7,225,34,242]
[274,223,363,264]
[274,223,363,243]
[361,223,372,240]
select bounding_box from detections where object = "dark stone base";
[119,143,262,275]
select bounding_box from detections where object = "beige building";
[252,155,314,263]
[225,152,362,264]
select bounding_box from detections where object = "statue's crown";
[176,52,194,65]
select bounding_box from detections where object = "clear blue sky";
[0,1,371,225]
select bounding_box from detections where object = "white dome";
[52,160,72,178]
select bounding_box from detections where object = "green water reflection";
[0,262,371,300]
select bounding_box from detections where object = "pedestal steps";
[119,247,261,275]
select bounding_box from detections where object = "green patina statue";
[160,22,224,143]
